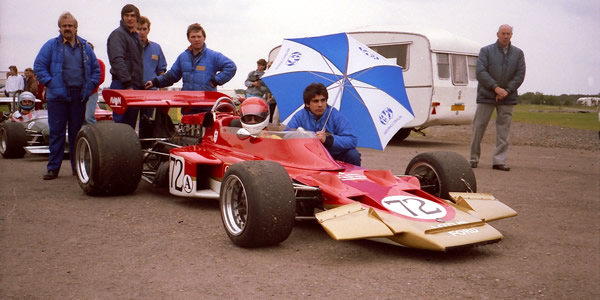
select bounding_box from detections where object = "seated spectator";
[285,83,361,166]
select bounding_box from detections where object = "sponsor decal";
[383,114,404,135]
[213,130,219,142]
[110,96,122,107]
[448,228,479,236]
[27,122,35,130]
[430,221,467,229]
[286,52,302,66]
[358,46,380,60]
[337,172,367,181]
[382,195,447,220]
[379,107,393,125]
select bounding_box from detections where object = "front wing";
[316,193,517,251]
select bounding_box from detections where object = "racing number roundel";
[381,195,448,220]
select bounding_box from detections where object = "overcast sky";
[1,0,598,95]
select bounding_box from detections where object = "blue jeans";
[85,92,98,124]
[46,88,86,173]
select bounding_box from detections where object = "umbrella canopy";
[262,32,414,150]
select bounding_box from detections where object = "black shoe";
[43,170,59,180]
[492,164,510,171]
[470,162,478,168]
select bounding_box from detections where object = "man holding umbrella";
[286,83,361,166]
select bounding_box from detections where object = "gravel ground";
[417,122,599,152]
[1,119,598,299]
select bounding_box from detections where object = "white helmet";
[18,91,36,111]
[239,97,269,135]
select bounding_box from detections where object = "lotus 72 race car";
[0,93,112,158]
[75,89,516,251]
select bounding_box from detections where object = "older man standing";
[470,24,526,172]
[34,12,101,180]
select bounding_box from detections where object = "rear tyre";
[0,122,27,158]
[220,160,296,247]
[75,122,142,196]
[405,151,476,200]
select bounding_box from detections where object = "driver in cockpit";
[12,91,36,121]
[239,97,281,139]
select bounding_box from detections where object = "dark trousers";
[332,148,362,166]
[46,88,86,173]
[110,80,140,130]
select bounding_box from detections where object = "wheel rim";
[408,162,442,198]
[221,175,248,236]
[75,138,92,184]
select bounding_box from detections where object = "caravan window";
[369,44,409,70]
[437,53,471,85]
[451,55,468,85]
[468,56,477,81]
[436,53,450,79]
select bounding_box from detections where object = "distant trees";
[519,92,600,106]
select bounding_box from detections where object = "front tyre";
[220,161,296,247]
[0,122,27,158]
[75,122,142,196]
[405,151,476,200]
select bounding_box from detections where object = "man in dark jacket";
[107,4,144,128]
[34,12,101,180]
[470,24,526,172]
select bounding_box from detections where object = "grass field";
[511,104,599,131]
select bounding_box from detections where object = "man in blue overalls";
[34,12,101,180]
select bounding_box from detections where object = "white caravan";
[267,29,481,140]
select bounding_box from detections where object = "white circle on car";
[213,129,219,142]
[381,195,447,220]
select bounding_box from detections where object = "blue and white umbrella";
[262,32,414,150]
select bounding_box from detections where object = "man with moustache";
[34,12,101,180]
[107,4,144,129]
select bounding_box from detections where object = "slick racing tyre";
[405,151,476,200]
[220,160,296,247]
[0,122,27,158]
[75,122,142,196]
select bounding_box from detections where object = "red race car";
[74,89,516,251]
